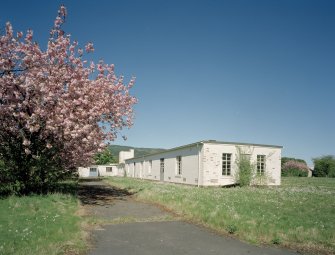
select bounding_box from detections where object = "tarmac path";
[78,179,299,255]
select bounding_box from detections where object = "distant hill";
[108,145,166,162]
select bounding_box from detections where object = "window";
[106,167,113,172]
[148,160,152,174]
[222,153,231,176]
[176,156,182,175]
[257,155,266,174]
[160,158,164,173]
[90,167,97,172]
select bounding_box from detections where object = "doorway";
[160,158,164,181]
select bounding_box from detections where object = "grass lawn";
[105,177,335,255]
[0,184,87,255]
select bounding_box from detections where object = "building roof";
[125,140,283,161]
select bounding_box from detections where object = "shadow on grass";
[0,178,80,198]
[50,179,79,195]
[78,177,133,206]
[78,177,104,183]
[0,178,133,205]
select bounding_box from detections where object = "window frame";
[89,167,97,172]
[222,153,232,176]
[257,155,266,174]
[160,158,164,173]
[176,156,182,175]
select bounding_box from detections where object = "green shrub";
[272,236,281,245]
[282,160,309,177]
[0,147,76,195]
[282,168,308,177]
[313,155,335,177]
[235,148,254,186]
[94,148,117,165]
[226,224,238,234]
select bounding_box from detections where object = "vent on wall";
[210,179,218,183]
[183,178,186,182]
[168,177,171,180]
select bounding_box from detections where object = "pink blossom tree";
[0,6,137,194]
[282,160,309,177]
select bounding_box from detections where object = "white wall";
[78,164,119,177]
[119,149,134,164]
[98,164,120,177]
[201,143,281,186]
[125,145,201,186]
[78,167,91,177]
[124,142,281,186]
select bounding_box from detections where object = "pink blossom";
[283,160,309,172]
[54,17,62,27]
[6,22,13,36]
[85,42,94,53]
[0,5,137,170]
[59,5,67,17]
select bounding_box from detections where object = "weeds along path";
[78,178,298,255]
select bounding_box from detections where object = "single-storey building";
[78,149,134,178]
[78,164,120,177]
[124,140,282,186]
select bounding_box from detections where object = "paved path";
[79,179,299,255]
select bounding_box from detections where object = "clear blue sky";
[1,0,334,166]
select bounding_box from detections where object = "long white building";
[124,140,282,186]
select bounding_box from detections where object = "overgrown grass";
[0,186,87,255]
[105,177,335,255]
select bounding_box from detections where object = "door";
[160,158,164,181]
[89,167,98,177]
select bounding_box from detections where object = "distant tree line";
[281,156,335,178]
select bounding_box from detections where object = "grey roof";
[125,140,283,162]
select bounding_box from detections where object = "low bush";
[281,160,309,177]
[235,148,253,186]
[226,224,238,234]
